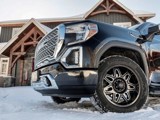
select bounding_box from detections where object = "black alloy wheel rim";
[102,66,140,107]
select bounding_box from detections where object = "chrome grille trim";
[35,24,65,69]
[35,28,58,67]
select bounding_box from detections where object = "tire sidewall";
[97,56,148,112]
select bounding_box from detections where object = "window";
[12,27,20,37]
[0,58,9,76]
[113,22,132,28]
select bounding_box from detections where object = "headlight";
[66,23,98,45]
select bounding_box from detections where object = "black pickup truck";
[31,20,160,113]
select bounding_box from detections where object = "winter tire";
[93,55,148,113]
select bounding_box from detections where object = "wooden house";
[0,0,155,86]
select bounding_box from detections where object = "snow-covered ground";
[1,87,160,120]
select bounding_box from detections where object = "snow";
[0,42,7,50]
[0,87,160,120]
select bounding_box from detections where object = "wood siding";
[43,23,60,29]
[0,13,138,44]
[0,24,59,44]
[0,27,12,42]
[88,13,137,25]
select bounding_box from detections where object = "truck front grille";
[35,28,59,68]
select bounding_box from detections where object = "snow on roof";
[0,0,155,26]
[34,19,52,33]
[0,42,7,51]
[0,15,85,26]
[133,10,156,18]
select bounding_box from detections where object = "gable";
[90,0,126,16]
[0,19,51,56]
[85,0,143,24]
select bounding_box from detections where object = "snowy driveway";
[0,87,160,120]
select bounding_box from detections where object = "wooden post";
[8,54,13,76]
[19,59,24,86]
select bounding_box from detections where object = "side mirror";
[145,24,160,40]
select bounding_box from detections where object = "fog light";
[74,51,79,64]
[41,76,51,87]
[66,49,79,65]
[61,47,82,68]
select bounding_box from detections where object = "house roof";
[0,0,155,27]
[0,42,7,51]
[0,15,86,27]
[84,0,144,23]
[133,10,156,20]
[0,18,52,56]
[0,43,7,57]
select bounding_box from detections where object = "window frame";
[113,22,132,28]
[0,58,9,76]
[12,27,20,37]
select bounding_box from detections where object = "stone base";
[0,76,16,87]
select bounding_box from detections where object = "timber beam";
[90,0,126,16]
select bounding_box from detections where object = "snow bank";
[0,87,160,120]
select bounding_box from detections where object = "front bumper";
[32,63,98,97]
[32,74,58,90]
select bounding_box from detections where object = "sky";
[0,0,159,23]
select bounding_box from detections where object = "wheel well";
[100,47,145,73]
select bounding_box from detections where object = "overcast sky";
[0,0,159,23]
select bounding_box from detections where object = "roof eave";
[0,17,85,27]
[83,0,104,18]
[135,14,155,18]
[0,18,51,56]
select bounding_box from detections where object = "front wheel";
[92,56,148,113]
[51,96,81,104]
